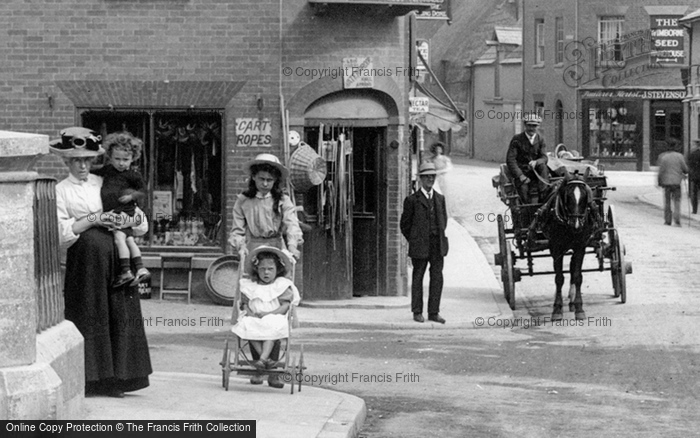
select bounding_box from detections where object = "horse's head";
[555,177,593,231]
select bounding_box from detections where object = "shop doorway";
[351,127,385,296]
[301,125,387,298]
[650,100,683,165]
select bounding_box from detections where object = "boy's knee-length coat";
[400,190,449,259]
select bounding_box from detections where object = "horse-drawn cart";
[491,154,632,315]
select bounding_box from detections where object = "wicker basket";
[289,143,327,192]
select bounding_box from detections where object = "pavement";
[82,217,509,438]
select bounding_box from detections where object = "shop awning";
[56,80,245,109]
[409,49,466,133]
[410,81,465,133]
[308,0,434,16]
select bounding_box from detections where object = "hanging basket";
[289,143,327,192]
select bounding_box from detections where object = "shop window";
[82,110,224,250]
[598,16,624,63]
[585,99,641,157]
[535,19,545,65]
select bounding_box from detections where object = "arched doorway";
[299,89,395,299]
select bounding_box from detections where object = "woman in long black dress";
[52,127,152,398]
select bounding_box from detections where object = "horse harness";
[532,178,597,231]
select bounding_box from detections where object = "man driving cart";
[506,113,550,204]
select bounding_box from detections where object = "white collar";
[420,187,433,199]
[67,173,88,185]
[255,191,272,199]
[525,132,537,143]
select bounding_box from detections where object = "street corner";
[83,371,367,438]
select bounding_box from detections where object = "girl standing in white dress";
[231,246,300,373]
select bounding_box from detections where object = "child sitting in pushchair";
[230,245,300,389]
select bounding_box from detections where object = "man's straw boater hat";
[523,113,542,126]
[243,153,289,181]
[49,127,105,158]
[418,162,437,176]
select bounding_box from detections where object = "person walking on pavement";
[506,113,550,204]
[400,162,449,324]
[657,138,688,226]
[688,139,700,214]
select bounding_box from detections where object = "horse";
[529,173,601,321]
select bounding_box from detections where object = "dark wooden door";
[651,100,683,165]
[352,127,385,296]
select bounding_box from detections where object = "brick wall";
[0,0,412,297]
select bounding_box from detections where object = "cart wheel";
[610,230,627,304]
[606,206,620,297]
[607,205,616,229]
[223,342,231,391]
[298,345,304,393]
[502,241,516,310]
[495,214,507,266]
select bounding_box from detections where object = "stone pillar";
[0,131,84,419]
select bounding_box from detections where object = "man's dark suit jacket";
[506,132,547,180]
[400,189,449,259]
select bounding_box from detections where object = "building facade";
[418,0,521,160]
[680,9,700,145]
[470,26,523,162]
[1,0,437,300]
[523,1,700,170]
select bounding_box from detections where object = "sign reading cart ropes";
[235,118,272,147]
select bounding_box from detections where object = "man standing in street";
[400,162,449,324]
[657,138,688,226]
[688,139,700,214]
[506,113,550,204]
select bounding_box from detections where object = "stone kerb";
[0,130,84,419]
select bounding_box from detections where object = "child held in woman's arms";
[231,246,300,380]
[92,131,151,288]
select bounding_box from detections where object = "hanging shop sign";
[409,96,429,113]
[416,40,429,71]
[343,57,374,89]
[235,118,272,147]
[650,15,685,64]
[416,0,449,20]
[581,89,687,100]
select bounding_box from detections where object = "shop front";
[581,88,686,170]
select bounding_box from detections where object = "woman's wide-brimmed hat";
[245,245,293,276]
[243,153,289,181]
[49,127,105,158]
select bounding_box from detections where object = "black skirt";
[64,227,152,392]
